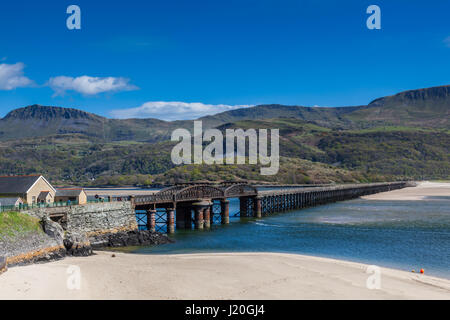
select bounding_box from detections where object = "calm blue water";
[129,197,450,279]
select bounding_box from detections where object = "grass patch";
[0,211,42,238]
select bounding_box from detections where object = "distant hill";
[0,105,185,142]
[198,104,363,129]
[369,85,450,109]
[203,85,450,129]
[0,105,107,140]
[347,85,450,127]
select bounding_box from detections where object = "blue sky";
[0,0,449,120]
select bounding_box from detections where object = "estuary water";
[129,197,450,279]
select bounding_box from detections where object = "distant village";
[0,175,88,209]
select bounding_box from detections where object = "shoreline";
[0,251,449,300]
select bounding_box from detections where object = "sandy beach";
[363,181,450,201]
[0,251,449,300]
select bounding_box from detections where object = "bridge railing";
[0,200,80,213]
[256,182,407,197]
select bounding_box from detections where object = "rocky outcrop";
[63,232,93,256]
[90,229,173,249]
[41,216,65,243]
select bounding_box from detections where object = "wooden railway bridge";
[131,182,409,234]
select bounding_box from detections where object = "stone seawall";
[25,201,138,236]
[65,201,138,236]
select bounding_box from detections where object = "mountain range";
[1,85,449,142]
[0,85,448,185]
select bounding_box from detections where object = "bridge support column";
[194,207,203,229]
[253,197,262,218]
[221,200,230,224]
[192,201,210,230]
[147,209,156,232]
[203,206,211,229]
[167,208,175,234]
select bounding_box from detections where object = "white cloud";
[48,76,138,96]
[110,101,254,121]
[0,63,34,90]
[444,36,450,48]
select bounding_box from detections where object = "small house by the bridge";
[0,197,24,209]
[0,175,56,205]
[55,188,87,205]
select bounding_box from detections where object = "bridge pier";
[146,209,156,232]
[203,205,211,229]
[194,206,203,230]
[253,197,262,218]
[167,208,175,234]
[221,199,230,224]
[193,201,210,230]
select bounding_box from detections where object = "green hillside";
[216,119,450,180]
